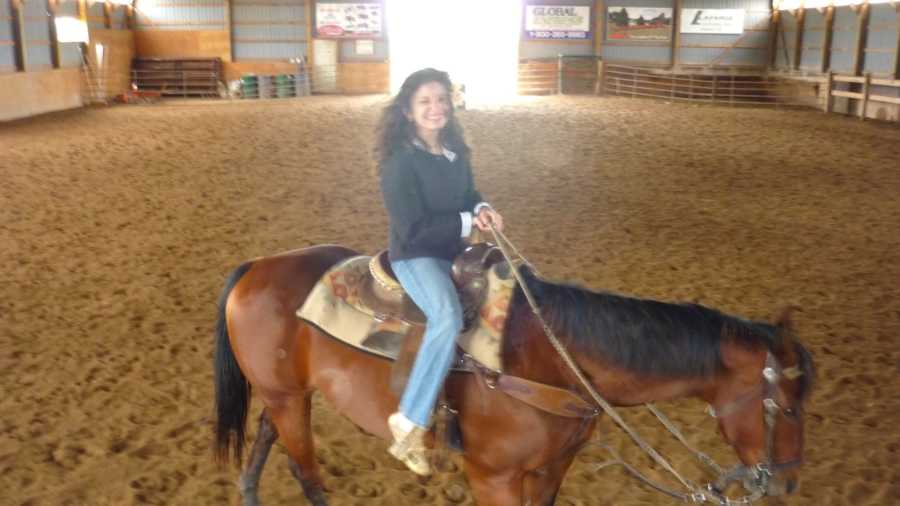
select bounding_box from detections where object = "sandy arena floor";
[1,95,899,506]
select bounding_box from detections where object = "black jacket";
[380,145,483,262]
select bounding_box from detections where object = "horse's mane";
[511,267,814,391]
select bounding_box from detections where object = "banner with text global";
[524,5,592,40]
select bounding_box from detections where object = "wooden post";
[125,5,135,30]
[824,70,834,112]
[821,6,834,74]
[768,10,780,69]
[852,3,870,76]
[48,0,61,69]
[594,0,604,57]
[596,60,605,95]
[672,0,682,69]
[11,0,26,72]
[859,72,871,120]
[557,53,563,95]
[712,74,718,103]
[306,0,314,68]
[730,75,734,105]
[594,0,603,94]
[225,0,234,62]
[631,66,636,97]
[792,9,805,71]
[103,2,112,29]
[894,4,900,79]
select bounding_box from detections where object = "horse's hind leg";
[238,408,279,506]
[269,392,328,506]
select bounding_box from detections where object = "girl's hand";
[475,208,504,233]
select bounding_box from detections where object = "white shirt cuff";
[460,211,473,237]
[473,202,491,214]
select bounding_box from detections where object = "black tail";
[214,261,254,466]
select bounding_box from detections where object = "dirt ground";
[1,95,898,506]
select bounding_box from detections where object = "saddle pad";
[296,256,516,372]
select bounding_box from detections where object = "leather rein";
[488,226,804,505]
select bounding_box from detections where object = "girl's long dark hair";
[374,68,470,174]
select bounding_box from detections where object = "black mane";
[510,267,789,379]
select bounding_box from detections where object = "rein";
[487,226,801,505]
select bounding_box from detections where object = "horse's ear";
[773,306,798,356]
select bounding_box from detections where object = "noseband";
[706,352,804,501]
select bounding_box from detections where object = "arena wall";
[133,30,231,61]
[89,28,136,99]
[771,3,900,121]
[0,68,82,122]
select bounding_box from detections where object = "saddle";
[364,243,505,332]
[297,243,511,373]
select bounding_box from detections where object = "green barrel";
[275,74,295,98]
[240,75,258,99]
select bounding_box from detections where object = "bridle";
[489,225,806,505]
[705,352,805,500]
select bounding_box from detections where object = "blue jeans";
[390,257,463,428]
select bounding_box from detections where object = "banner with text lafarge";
[680,9,745,34]
[315,2,383,39]
[606,7,672,41]
[524,5,592,40]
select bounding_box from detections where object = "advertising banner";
[680,9,745,34]
[316,3,383,39]
[606,7,672,41]
[524,5,591,40]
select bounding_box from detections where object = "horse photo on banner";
[606,6,673,41]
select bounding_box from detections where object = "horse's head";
[713,309,814,498]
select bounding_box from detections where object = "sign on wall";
[524,5,591,40]
[606,6,672,41]
[316,2,383,39]
[680,9,745,34]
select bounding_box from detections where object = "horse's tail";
[214,261,254,467]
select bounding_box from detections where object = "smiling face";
[406,81,451,141]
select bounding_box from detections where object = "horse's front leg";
[521,452,580,506]
[464,461,525,506]
[238,408,279,506]
[465,456,577,506]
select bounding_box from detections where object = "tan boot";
[387,412,432,476]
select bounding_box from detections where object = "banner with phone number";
[524,5,591,40]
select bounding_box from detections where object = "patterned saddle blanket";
[296,255,517,372]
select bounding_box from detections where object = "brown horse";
[213,245,814,506]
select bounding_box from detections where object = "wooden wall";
[88,29,136,98]
[133,31,230,61]
[337,62,389,94]
[133,31,389,94]
[0,68,83,122]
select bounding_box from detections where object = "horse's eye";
[783,408,797,418]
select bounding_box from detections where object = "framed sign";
[607,7,672,41]
[680,9,745,34]
[355,39,374,56]
[316,2,383,39]
[524,5,591,40]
